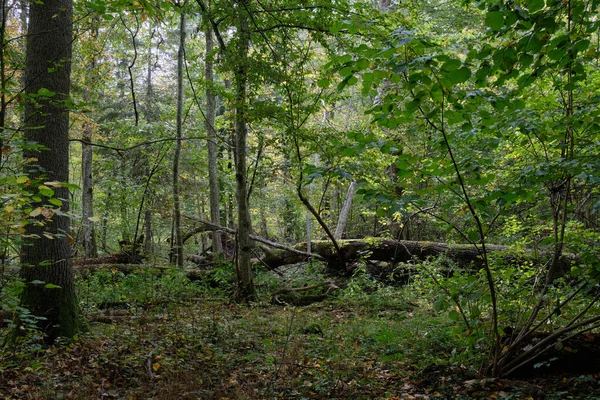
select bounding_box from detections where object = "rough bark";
[171,9,185,268]
[204,19,223,255]
[233,0,255,302]
[20,0,83,342]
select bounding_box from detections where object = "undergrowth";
[0,261,599,399]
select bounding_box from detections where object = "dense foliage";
[0,0,598,396]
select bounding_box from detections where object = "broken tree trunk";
[182,215,325,263]
[261,238,578,276]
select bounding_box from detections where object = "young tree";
[20,0,83,341]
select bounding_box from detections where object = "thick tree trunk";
[204,20,223,255]
[20,0,83,342]
[233,0,255,302]
[171,9,185,268]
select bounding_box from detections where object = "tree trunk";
[20,0,83,342]
[334,181,357,240]
[171,8,185,268]
[233,0,255,301]
[261,238,578,276]
[205,19,223,255]
[143,209,153,257]
[81,29,98,260]
[81,125,97,259]
[306,155,319,253]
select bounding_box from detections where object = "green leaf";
[362,72,374,95]
[339,66,354,77]
[317,78,330,88]
[38,186,54,197]
[526,0,544,13]
[485,11,505,31]
[37,88,56,97]
[441,59,461,71]
[48,198,63,207]
[44,283,62,289]
[355,58,369,71]
[449,67,471,85]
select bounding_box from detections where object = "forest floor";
[1,266,600,399]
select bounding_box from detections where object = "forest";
[0,0,599,398]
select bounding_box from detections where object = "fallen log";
[181,216,578,278]
[182,215,325,262]
[271,282,340,306]
[263,238,578,278]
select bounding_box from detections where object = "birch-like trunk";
[334,181,357,240]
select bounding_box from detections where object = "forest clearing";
[0,0,599,398]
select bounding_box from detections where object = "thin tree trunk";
[20,0,82,342]
[171,8,185,267]
[205,19,222,255]
[233,0,255,302]
[306,155,319,253]
[81,124,97,259]
[0,0,6,167]
[334,181,357,240]
[143,209,153,257]
[81,24,98,259]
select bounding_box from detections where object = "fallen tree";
[263,238,578,279]
[182,216,578,277]
[182,215,324,262]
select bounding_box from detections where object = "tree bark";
[143,209,153,257]
[259,238,578,276]
[81,125,97,259]
[82,25,98,259]
[334,180,357,240]
[20,0,83,342]
[233,0,255,302]
[171,8,185,268]
[204,18,223,255]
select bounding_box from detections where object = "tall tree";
[204,18,222,255]
[81,23,99,260]
[171,6,186,267]
[233,0,255,301]
[20,0,82,341]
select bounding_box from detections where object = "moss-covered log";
[264,238,578,277]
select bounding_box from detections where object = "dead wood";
[262,238,578,279]
[182,215,325,262]
[271,281,340,306]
